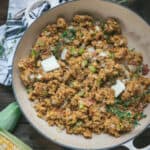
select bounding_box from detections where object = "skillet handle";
[24,0,55,25]
[123,125,150,150]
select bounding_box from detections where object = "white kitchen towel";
[0,0,70,86]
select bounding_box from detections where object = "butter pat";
[41,56,60,72]
[111,80,125,97]
[87,47,95,53]
[99,52,108,57]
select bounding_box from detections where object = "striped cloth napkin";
[0,0,70,86]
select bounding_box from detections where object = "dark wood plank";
[0,85,15,107]
[13,124,63,150]
[0,85,29,123]
[130,0,150,24]
[0,0,8,25]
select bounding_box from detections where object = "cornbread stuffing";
[18,15,150,138]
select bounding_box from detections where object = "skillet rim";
[12,0,150,149]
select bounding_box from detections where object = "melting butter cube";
[41,56,60,72]
[111,80,125,97]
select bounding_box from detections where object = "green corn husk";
[0,102,32,149]
[0,128,32,150]
[0,102,21,131]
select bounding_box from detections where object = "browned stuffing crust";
[18,15,150,138]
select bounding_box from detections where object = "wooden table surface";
[0,0,150,150]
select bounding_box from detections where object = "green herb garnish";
[109,52,115,59]
[136,65,142,74]
[133,112,147,127]
[89,65,96,73]
[78,90,85,97]
[75,121,83,127]
[104,34,110,42]
[62,31,68,37]
[140,113,147,119]
[43,91,49,96]
[82,60,88,68]
[115,98,132,107]
[26,87,33,93]
[107,105,132,120]
[70,47,78,56]
[52,42,63,58]
[132,65,142,79]
[78,48,84,55]
[133,73,140,79]
[133,120,140,127]
[69,81,78,87]
[62,29,76,42]
[115,89,150,107]
[79,103,84,109]
[31,49,39,58]
[36,40,45,47]
[99,18,105,30]
[97,78,103,87]
[129,48,135,51]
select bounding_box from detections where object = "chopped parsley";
[62,28,76,43]
[52,42,63,58]
[99,18,105,30]
[115,89,150,107]
[109,52,115,59]
[78,90,85,97]
[129,48,135,51]
[140,112,147,119]
[97,78,103,87]
[133,112,147,127]
[115,98,133,107]
[136,65,142,74]
[133,120,140,127]
[75,121,83,127]
[104,34,110,42]
[107,105,132,120]
[36,40,45,47]
[70,47,78,56]
[78,48,84,55]
[79,103,84,109]
[89,65,97,73]
[26,87,33,93]
[69,81,78,88]
[31,49,39,58]
[82,60,88,68]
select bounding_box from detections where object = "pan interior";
[12,0,150,149]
